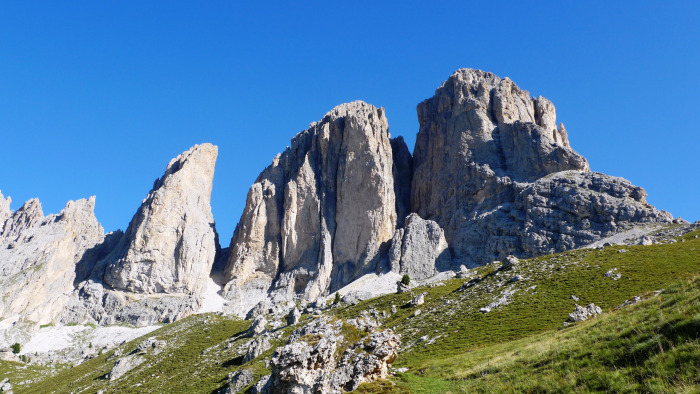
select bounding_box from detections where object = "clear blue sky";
[1,2,698,243]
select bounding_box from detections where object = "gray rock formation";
[0,196,104,324]
[0,191,11,226]
[567,303,603,323]
[514,171,672,256]
[244,335,271,363]
[287,307,301,326]
[222,102,398,316]
[0,378,11,393]
[247,316,268,337]
[104,143,219,295]
[108,354,145,381]
[223,369,254,394]
[58,143,219,327]
[268,316,400,393]
[411,69,671,266]
[389,213,451,280]
[501,255,519,270]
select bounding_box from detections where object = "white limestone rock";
[0,196,105,325]
[268,316,399,393]
[411,69,671,267]
[104,143,219,295]
[244,335,271,363]
[222,102,397,316]
[567,303,603,323]
[389,213,451,280]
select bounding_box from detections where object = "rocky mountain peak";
[222,101,397,316]
[103,143,219,295]
[0,196,104,324]
[0,198,44,243]
[411,69,669,267]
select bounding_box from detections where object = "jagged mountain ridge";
[0,68,674,327]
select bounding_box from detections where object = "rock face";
[222,102,398,316]
[104,143,219,295]
[58,144,220,327]
[0,196,105,324]
[410,69,671,266]
[389,213,451,280]
[514,171,671,256]
[390,137,413,228]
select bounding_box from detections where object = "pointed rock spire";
[104,143,219,295]
[222,101,398,316]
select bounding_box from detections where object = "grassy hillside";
[4,227,699,393]
[394,275,700,392]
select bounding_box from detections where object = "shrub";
[334,292,341,304]
[401,274,410,286]
[11,342,21,354]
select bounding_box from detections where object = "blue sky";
[1,2,698,242]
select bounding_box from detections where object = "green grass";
[332,229,700,372]
[394,275,700,392]
[20,314,253,394]
[9,227,700,393]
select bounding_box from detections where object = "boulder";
[244,335,271,363]
[108,354,145,381]
[222,369,254,394]
[501,255,519,270]
[410,293,425,307]
[247,316,268,337]
[287,307,301,326]
[568,303,603,323]
[268,316,400,393]
[389,213,452,280]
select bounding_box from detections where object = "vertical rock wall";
[410,69,671,266]
[0,197,105,324]
[104,143,219,295]
[222,101,397,315]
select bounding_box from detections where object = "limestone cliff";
[389,213,451,281]
[222,101,397,315]
[411,69,672,266]
[0,197,104,325]
[103,143,219,295]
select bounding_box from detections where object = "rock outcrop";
[104,143,219,295]
[222,102,398,316]
[0,197,104,324]
[267,317,400,393]
[567,303,603,323]
[389,213,451,280]
[58,144,220,326]
[410,69,671,266]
